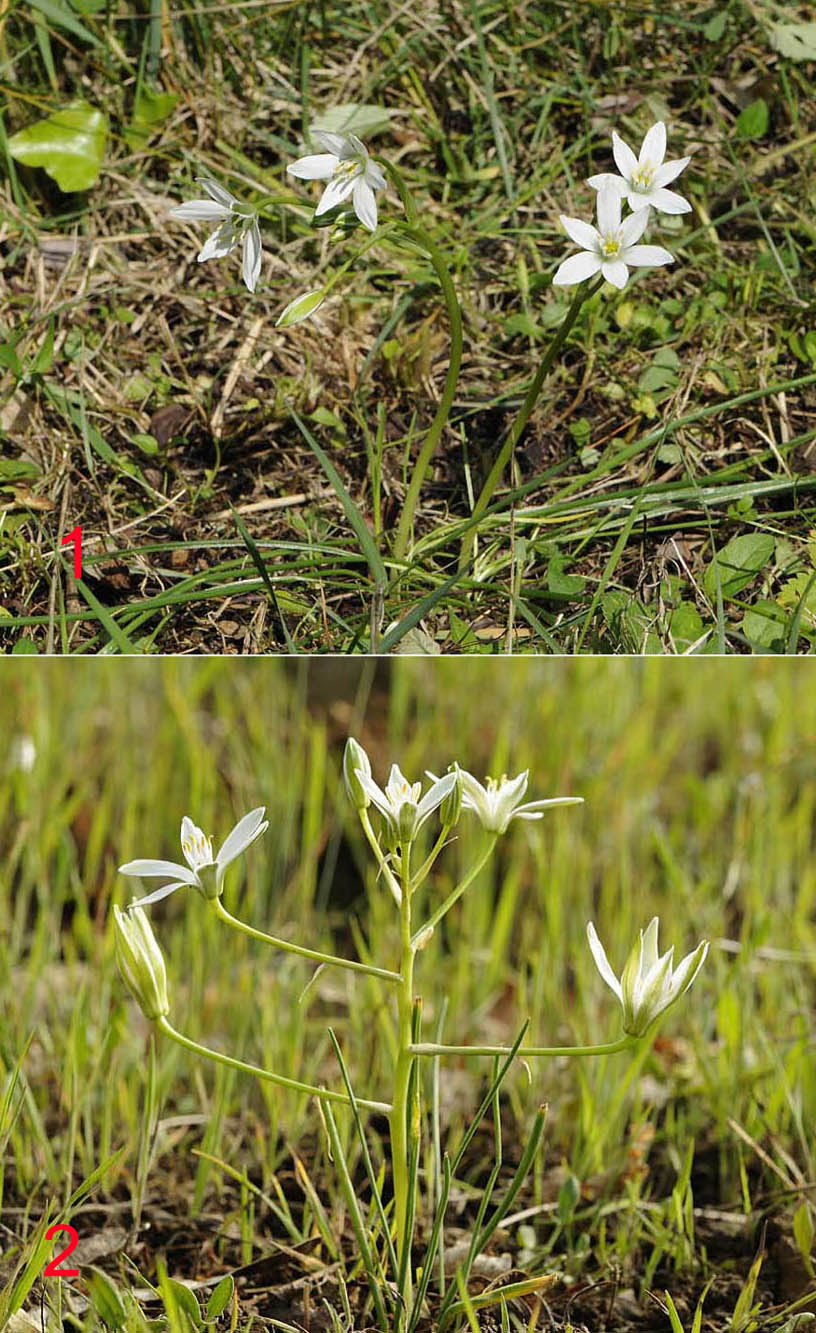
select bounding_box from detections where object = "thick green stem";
[459,275,604,570]
[213,898,400,984]
[386,162,463,564]
[390,846,416,1322]
[409,1034,636,1058]
[156,1017,393,1114]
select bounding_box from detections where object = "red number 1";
[61,526,82,578]
[44,1224,79,1277]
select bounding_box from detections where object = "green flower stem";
[359,808,402,905]
[458,274,605,571]
[385,162,463,564]
[411,835,497,947]
[212,898,400,985]
[411,822,452,890]
[409,1034,636,1058]
[156,1017,393,1115]
[390,844,417,1320]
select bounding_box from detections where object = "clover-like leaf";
[8,100,107,191]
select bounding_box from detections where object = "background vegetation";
[2,1,816,651]
[1,657,815,1328]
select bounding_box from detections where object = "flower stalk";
[459,274,604,570]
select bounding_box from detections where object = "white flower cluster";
[554,121,691,291]
[168,132,385,296]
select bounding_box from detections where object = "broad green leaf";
[742,600,786,649]
[703,533,774,600]
[8,100,107,191]
[205,1275,234,1321]
[125,86,179,149]
[669,601,704,650]
[86,1269,127,1330]
[771,23,816,60]
[703,11,727,41]
[736,99,768,140]
[310,104,400,138]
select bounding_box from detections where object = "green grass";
[2,1,816,651]
[1,657,815,1329]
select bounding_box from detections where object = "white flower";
[119,808,269,906]
[452,769,582,835]
[169,177,263,292]
[113,905,169,1021]
[553,187,674,290]
[587,917,708,1037]
[357,764,456,844]
[287,132,386,232]
[587,121,691,215]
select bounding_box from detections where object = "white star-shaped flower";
[588,121,691,215]
[587,918,708,1037]
[287,132,386,232]
[119,808,269,906]
[553,187,674,290]
[169,177,263,292]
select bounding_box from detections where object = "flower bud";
[398,799,418,846]
[343,738,372,811]
[440,765,462,827]
[114,905,169,1021]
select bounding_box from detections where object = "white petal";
[640,917,661,975]
[560,214,600,251]
[666,940,709,1003]
[128,881,189,908]
[458,770,488,814]
[242,220,262,292]
[353,178,378,231]
[586,172,625,194]
[586,923,623,1001]
[611,130,638,181]
[366,160,387,191]
[622,189,652,211]
[312,130,349,156]
[654,155,690,187]
[170,200,231,221]
[315,173,357,216]
[357,772,392,820]
[119,858,198,884]
[639,121,666,167]
[553,252,602,286]
[620,207,650,247]
[623,244,674,269]
[196,177,238,208]
[217,807,268,871]
[198,224,236,262]
[601,259,629,288]
[287,153,339,181]
[416,772,457,825]
[648,187,691,215]
[596,186,621,235]
[514,796,584,816]
[347,134,369,161]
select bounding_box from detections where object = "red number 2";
[61,526,82,579]
[44,1224,79,1277]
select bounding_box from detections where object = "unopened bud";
[343,738,372,811]
[440,765,462,827]
[114,906,169,1021]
